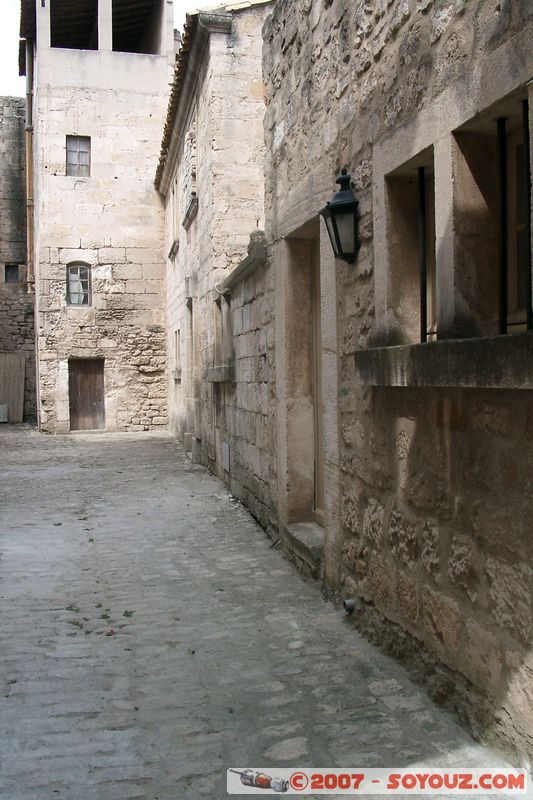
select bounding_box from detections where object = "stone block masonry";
[0,97,36,421]
[163,3,275,528]
[263,0,533,764]
[32,31,173,431]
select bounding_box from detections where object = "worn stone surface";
[0,97,36,421]
[0,428,515,799]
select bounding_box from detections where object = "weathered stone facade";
[159,1,277,530]
[0,97,35,421]
[23,0,174,433]
[263,0,533,763]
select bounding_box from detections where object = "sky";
[0,0,214,97]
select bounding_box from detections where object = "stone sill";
[205,363,234,383]
[355,334,533,390]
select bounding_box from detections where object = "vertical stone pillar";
[37,0,51,51]
[527,80,533,304]
[98,0,113,52]
[319,226,343,588]
[434,134,456,339]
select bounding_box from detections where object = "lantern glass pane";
[324,214,340,256]
[335,211,355,256]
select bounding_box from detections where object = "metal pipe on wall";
[24,38,34,296]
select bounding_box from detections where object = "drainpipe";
[25,37,40,429]
[25,38,35,296]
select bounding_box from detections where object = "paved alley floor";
[0,429,519,800]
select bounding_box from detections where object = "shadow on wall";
[342,203,532,765]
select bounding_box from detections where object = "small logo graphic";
[229,769,289,793]
[290,771,309,791]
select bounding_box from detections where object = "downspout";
[25,37,40,428]
[25,37,34,295]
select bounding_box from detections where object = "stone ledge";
[355,334,533,390]
[205,363,234,383]
[221,230,267,292]
[284,521,324,578]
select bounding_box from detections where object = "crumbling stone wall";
[263,0,533,762]
[0,97,36,421]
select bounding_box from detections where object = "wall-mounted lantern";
[319,168,359,264]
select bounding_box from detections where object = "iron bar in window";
[523,99,532,332]
[497,117,508,335]
[418,166,428,343]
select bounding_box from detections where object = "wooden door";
[0,352,25,423]
[69,359,105,431]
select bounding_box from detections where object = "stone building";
[0,96,35,422]
[260,0,533,765]
[19,0,175,432]
[156,0,276,528]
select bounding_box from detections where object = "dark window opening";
[5,264,20,284]
[452,91,531,338]
[67,264,91,306]
[112,0,163,54]
[50,0,98,50]
[66,136,91,177]
[501,102,532,334]
[385,147,436,345]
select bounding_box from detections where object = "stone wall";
[218,246,277,532]
[164,3,277,529]
[0,97,36,421]
[32,11,173,432]
[263,0,533,762]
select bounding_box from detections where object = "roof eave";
[155,11,233,195]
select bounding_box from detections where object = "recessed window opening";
[174,329,181,377]
[67,264,91,306]
[50,0,98,50]
[214,295,232,366]
[453,91,531,337]
[112,0,163,54]
[5,264,20,284]
[66,136,91,177]
[385,147,436,344]
[498,100,532,334]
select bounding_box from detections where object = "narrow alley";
[0,430,517,799]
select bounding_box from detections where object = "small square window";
[5,264,19,284]
[66,136,91,177]
[67,264,91,306]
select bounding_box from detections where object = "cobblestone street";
[0,429,517,799]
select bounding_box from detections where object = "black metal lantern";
[319,168,359,264]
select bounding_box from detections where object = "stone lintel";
[197,12,233,34]
[355,335,533,390]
